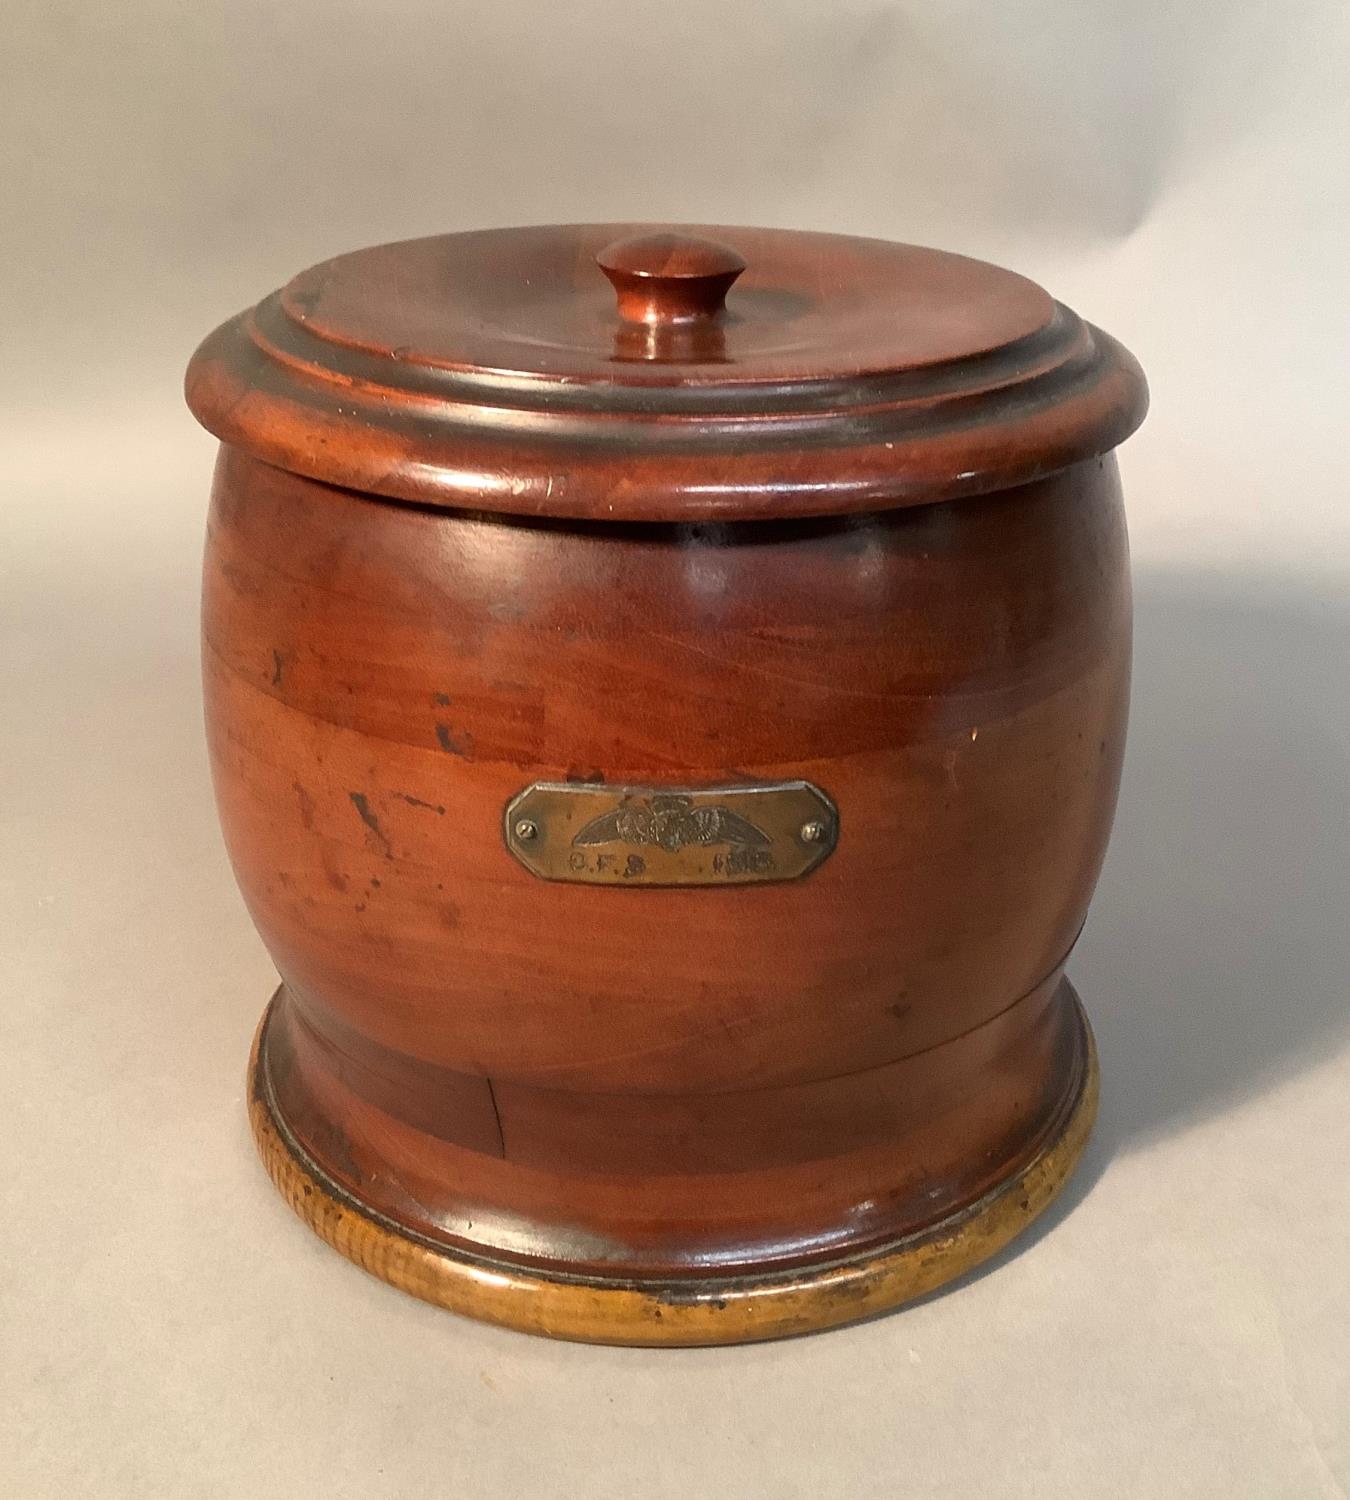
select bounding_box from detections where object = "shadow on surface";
[84,552,1348,1330]
[1081,565,1350,1149]
[926,564,1350,1300]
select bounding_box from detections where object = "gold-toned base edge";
[247,991,1099,1347]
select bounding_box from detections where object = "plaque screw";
[514,819,538,841]
[800,820,827,844]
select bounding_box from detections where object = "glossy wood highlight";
[189,221,1145,1342]
[185,223,1147,521]
[249,986,1100,1345]
[202,447,1128,1296]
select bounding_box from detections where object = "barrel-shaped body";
[204,446,1129,1281]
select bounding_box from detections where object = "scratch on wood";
[348,791,393,858]
[485,1076,506,1158]
[394,791,446,815]
[435,723,470,756]
[292,781,316,830]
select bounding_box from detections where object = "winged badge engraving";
[572,795,772,854]
[504,779,835,885]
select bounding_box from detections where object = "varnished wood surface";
[184,223,1147,521]
[249,985,1100,1345]
[203,446,1130,1304]
[190,221,1145,1338]
[596,232,747,325]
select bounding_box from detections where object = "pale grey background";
[2,2,1348,1496]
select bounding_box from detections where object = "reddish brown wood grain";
[596,231,747,324]
[189,224,1146,1334]
[203,446,1129,1279]
[185,223,1147,522]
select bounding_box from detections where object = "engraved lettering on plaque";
[503,781,837,887]
[573,796,771,855]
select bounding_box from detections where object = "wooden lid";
[185,223,1147,522]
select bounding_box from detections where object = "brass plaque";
[504,781,838,887]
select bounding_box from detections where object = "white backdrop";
[3,3,1348,1495]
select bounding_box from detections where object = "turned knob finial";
[596,233,746,325]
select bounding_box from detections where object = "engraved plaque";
[504,781,838,886]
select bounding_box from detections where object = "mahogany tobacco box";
[186,223,1147,1344]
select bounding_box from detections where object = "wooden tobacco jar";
[186,224,1147,1344]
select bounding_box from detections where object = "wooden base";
[246,991,1099,1346]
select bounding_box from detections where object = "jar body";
[205,449,1129,1329]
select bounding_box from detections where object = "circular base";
[247,995,1098,1346]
